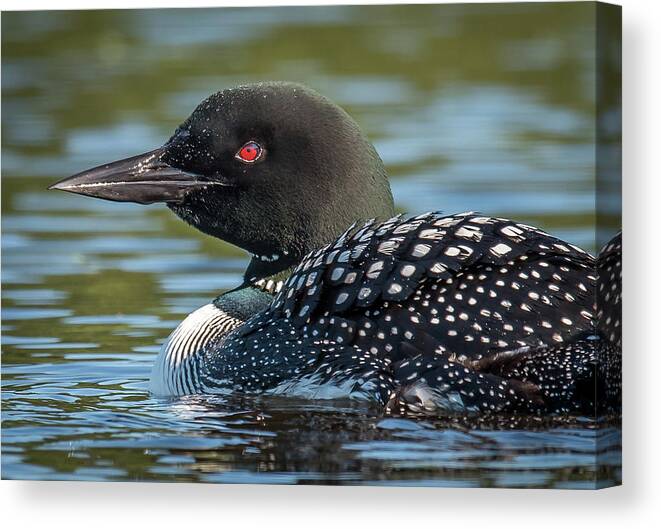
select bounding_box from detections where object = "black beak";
[49,148,220,205]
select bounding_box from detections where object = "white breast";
[149,303,242,396]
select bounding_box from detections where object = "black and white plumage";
[50,82,621,417]
[597,233,622,350]
[156,212,620,416]
[150,303,242,396]
[270,211,595,354]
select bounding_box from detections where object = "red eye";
[235,141,263,163]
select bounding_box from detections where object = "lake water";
[1,4,621,487]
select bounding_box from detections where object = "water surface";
[2,3,621,487]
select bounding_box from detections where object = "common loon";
[50,82,621,416]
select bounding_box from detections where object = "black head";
[50,82,394,281]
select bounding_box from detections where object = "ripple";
[1,308,72,320]
[63,314,161,326]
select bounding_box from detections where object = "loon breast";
[149,303,242,396]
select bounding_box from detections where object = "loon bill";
[50,82,621,416]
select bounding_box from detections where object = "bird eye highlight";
[235,141,263,164]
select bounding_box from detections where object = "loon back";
[268,211,595,355]
[150,212,619,416]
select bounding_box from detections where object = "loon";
[50,82,621,416]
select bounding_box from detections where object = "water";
[1,4,621,487]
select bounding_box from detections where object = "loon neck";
[243,253,299,285]
[214,284,275,318]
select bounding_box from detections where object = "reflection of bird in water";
[50,82,621,416]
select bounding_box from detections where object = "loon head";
[50,82,395,281]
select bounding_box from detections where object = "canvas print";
[1,2,622,488]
